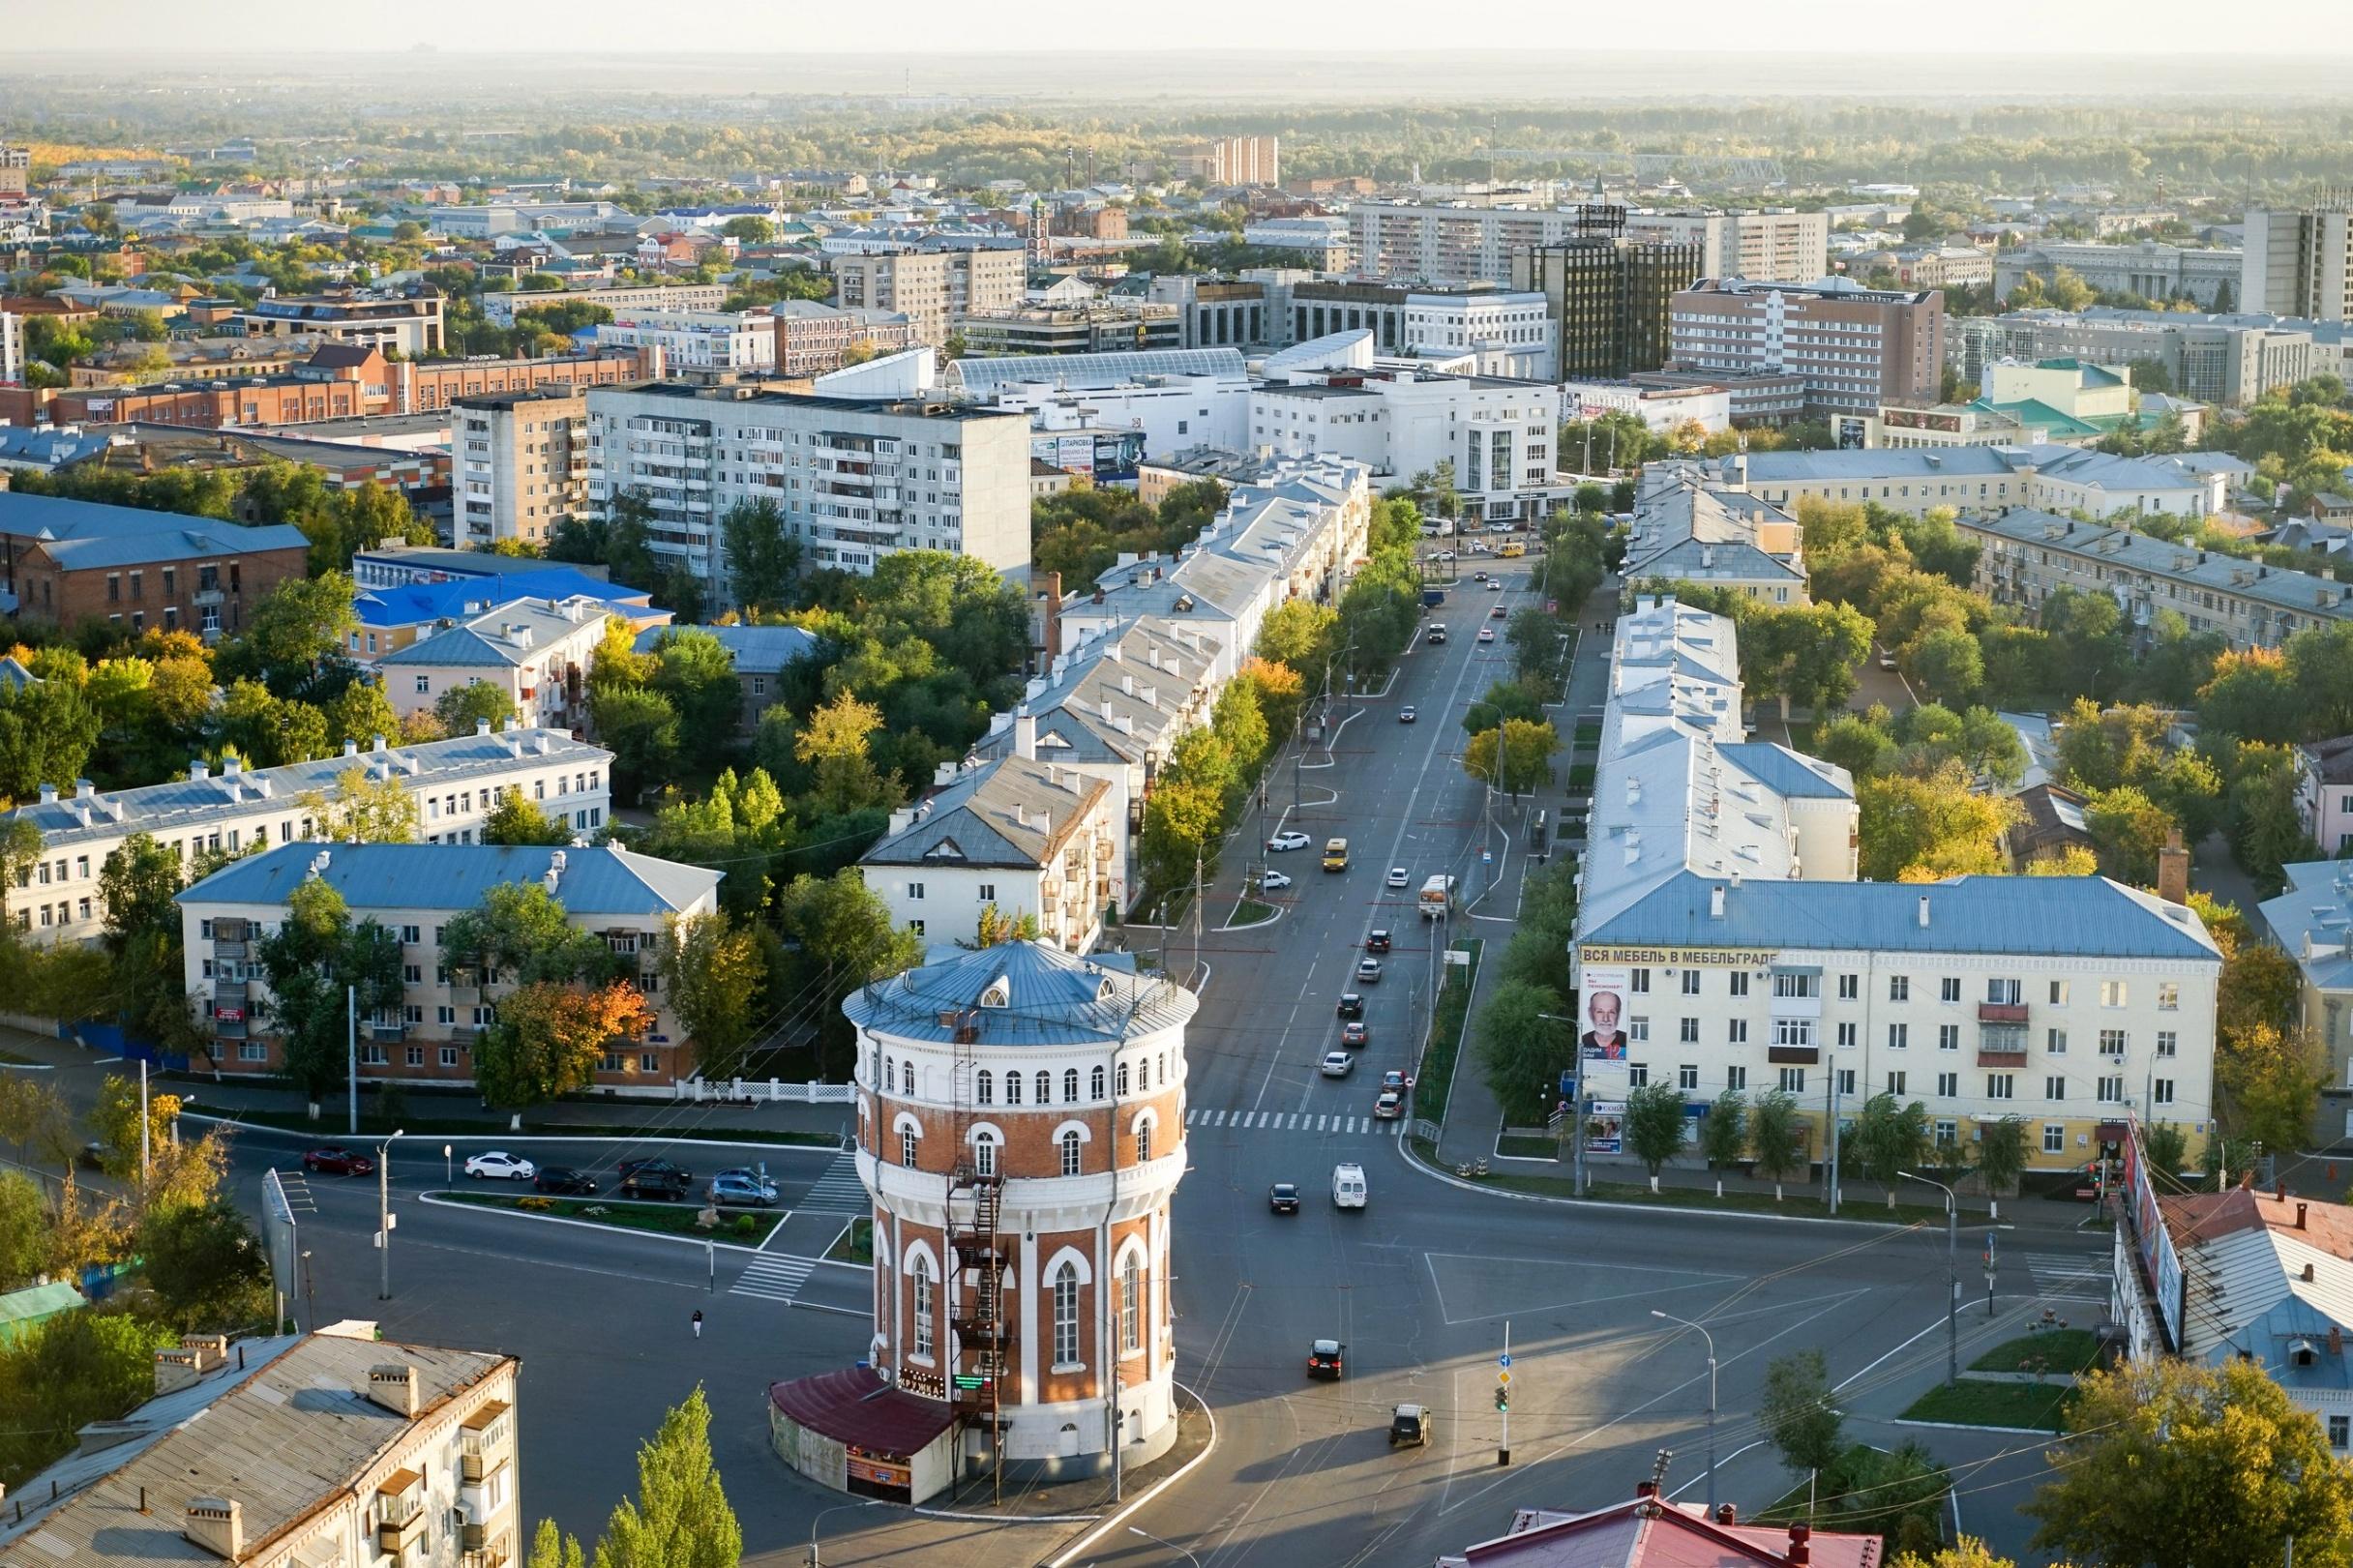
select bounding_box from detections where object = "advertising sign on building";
[1583,946,1778,969]
[1578,965,1630,1058]
[2120,1123,2186,1352]
[1586,1101,1624,1155]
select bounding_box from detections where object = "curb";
[1890,1418,2059,1437]
[416,1189,776,1255]
[184,1111,844,1154]
[1042,1380,1219,1568]
[1392,1134,1921,1231]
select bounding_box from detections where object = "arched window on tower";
[1053,1261,1082,1367]
[1090,1064,1106,1100]
[1005,1072,1023,1106]
[1034,1070,1051,1105]
[1120,1254,1142,1353]
[1117,1061,1130,1097]
[913,1257,935,1358]
[1059,1129,1082,1177]
[976,1070,994,1105]
[1063,1068,1079,1103]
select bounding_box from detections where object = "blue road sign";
[1499,1353,1512,1369]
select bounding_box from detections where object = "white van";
[1332,1162,1367,1209]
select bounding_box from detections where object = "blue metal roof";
[1716,742,1855,800]
[0,493,310,570]
[1581,870,2220,962]
[355,570,647,629]
[175,842,721,918]
[632,623,819,673]
[844,940,1194,1048]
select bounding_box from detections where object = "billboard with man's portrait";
[1578,966,1629,1060]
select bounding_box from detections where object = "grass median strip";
[1970,1328,2099,1376]
[1414,936,1480,1123]
[826,1217,874,1265]
[435,1189,782,1246]
[1900,1377,2075,1432]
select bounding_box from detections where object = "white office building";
[1624,210,1830,285]
[593,310,776,373]
[947,347,1251,460]
[586,382,1033,593]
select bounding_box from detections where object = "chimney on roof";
[2300,1202,2310,1229]
[372,733,387,754]
[182,1496,243,1562]
[2304,1262,2317,1282]
[1014,713,1037,761]
[36,783,55,806]
[1634,1480,1658,1499]
[187,762,207,784]
[1786,1523,1811,1567]
[476,719,491,736]
[1917,894,1931,929]
[2157,828,2189,905]
[1716,1504,1738,1525]
[222,755,242,779]
[2279,1179,2289,1202]
[74,779,95,802]
[343,739,359,757]
[364,1362,419,1418]
[2333,1326,2344,1356]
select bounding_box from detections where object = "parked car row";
[304,1146,777,1206]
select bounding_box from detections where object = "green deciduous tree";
[721,497,800,615]
[474,981,653,1110]
[591,1386,742,1568]
[1463,718,1557,796]
[1977,1115,2029,1198]
[1845,1093,1933,1207]
[254,877,404,1109]
[1700,1089,1748,1170]
[1474,980,1571,1126]
[0,677,101,806]
[433,680,519,736]
[298,764,421,843]
[482,790,575,846]
[98,833,183,951]
[1750,1088,1809,1197]
[2027,1358,2353,1568]
[2217,1021,2326,1161]
[1857,760,2019,881]
[136,1199,273,1332]
[0,1171,46,1291]
[1759,1347,1844,1477]
[659,912,765,1079]
[591,686,681,807]
[1623,1080,1688,1185]
[0,1309,180,1488]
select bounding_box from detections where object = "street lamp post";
[1902,1169,1959,1387]
[808,1498,881,1568]
[375,1129,403,1302]
[1652,1310,1717,1513]
[1129,1525,1204,1568]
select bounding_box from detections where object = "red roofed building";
[1440,1483,1882,1568]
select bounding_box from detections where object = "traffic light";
[1494,1386,1509,1412]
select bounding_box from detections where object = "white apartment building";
[586,382,1033,594]
[375,597,612,732]
[0,309,19,386]
[1572,598,2222,1170]
[831,248,1028,345]
[1401,290,1557,379]
[948,346,1251,459]
[1250,367,1564,522]
[1352,201,1618,285]
[177,842,718,1085]
[861,751,1125,954]
[1625,210,1831,284]
[453,387,590,548]
[1620,472,1807,605]
[479,281,728,327]
[3,725,614,944]
[1693,445,2219,521]
[2245,196,2353,323]
[593,309,776,373]
[0,1330,521,1568]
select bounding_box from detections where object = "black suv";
[1365,930,1392,954]
[1335,992,1364,1020]
[534,1167,597,1196]
[1307,1339,1346,1379]
[617,1159,694,1198]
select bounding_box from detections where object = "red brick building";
[41,346,651,429]
[0,491,311,639]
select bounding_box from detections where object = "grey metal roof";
[377,596,603,669]
[351,545,579,580]
[2178,1225,2353,1379]
[0,1333,511,1567]
[1739,447,2017,484]
[1716,742,1854,800]
[946,346,1245,394]
[177,841,721,918]
[1962,510,2353,623]
[844,938,1195,1047]
[2260,859,2353,994]
[1583,869,2220,961]
[632,622,819,674]
[863,755,1107,871]
[0,727,611,850]
[0,493,310,570]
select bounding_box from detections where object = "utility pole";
[1825,1069,1839,1217]
[1497,1319,1511,1465]
[1903,1170,1959,1387]
[1652,1311,1716,1514]
[375,1129,402,1302]
[345,983,358,1136]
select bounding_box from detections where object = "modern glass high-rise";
[1513,215,1703,380]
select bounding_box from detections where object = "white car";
[1477,628,1496,643]
[1434,549,1455,562]
[1385,867,1411,889]
[1267,831,1313,852]
[1260,870,1294,892]
[463,1151,535,1181]
[1320,1050,1355,1078]
[1487,577,1504,591]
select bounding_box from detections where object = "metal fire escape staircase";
[944,1010,1010,1498]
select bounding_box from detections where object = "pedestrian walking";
[691,1309,703,1340]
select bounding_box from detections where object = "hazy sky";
[9,0,2350,54]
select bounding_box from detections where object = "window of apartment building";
[416,676,431,695]
[1778,1067,1807,1093]
[1630,967,1651,992]
[1888,1022,1909,1050]
[2100,1029,2128,1057]
[1987,1074,2015,1100]
[2097,1076,2125,1103]
[1938,1023,1960,1050]
[106,574,119,603]
[2157,1030,2177,1058]
[1679,1017,1700,1044]
[2044,1124,2067,1154]
[1726,1065,1747,1091]
[1986,978,2022,1005]
[907,919,924,937]
[1772,972,1818,999]
[1935,1119,1957,1146]
[1837,973,1859,1000]
[405,1046,425,1067]
[2046,1028,2068,1054]
[977,883,996,902]
[1776,1019,1815,1049]
[402,964,421,984]
[906,882,923,901]
[1678,1063,1700,1091]
[361,1044,387,1066]
[239,1042,267,1062]
[2049,980,2070,1005]
[1936,1071,1959,1097]
[1629,1016,1650,1043]
[1626,1064,1650,1087]
[2158,982,2180,1012]
[2045,1073,2070,1100]
[1889,975,1909,1002]
[1727,1019,1748,1045]
[1059,1131,1083,1177]
[1680,969,1701,995]
[1940,977,1961,1003]
[2100,980,2129,1008]
[2153,1079,2175,1105]
[1728,971,1749,997]
[128,572,141,601]
[440,1046,461,1068]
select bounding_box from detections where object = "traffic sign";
[1482,848,1493,864]
[1499,1353,1513,1368]
[1498,1370,1512,1385]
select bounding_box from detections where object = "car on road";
[1340,1021,1370,1049]
[1356,957,1385,983]
[1424,626,1447,644]
[1266,830,1312,852]
[1472,570,1487,582]
[1879,652,1898,670]
[618,1167,692,1200]
[1476,628,1496,643]
[1399,704,1416,723]
[1320,1050,1355,1078]
[1385,866,1411,889]
[1335,991,1364,1020]
[533,1167,597,1196]
[1488,577,1504,591]
[1308,1339,1347,1378]
[1389,1404,1431,1446]
[301,1145,374,1177]
[1333,1161,1368,1208]
[1365,928,1391,953]
[75,1140,106,1171]
[1374,1089,1403,1119]
[1382,1070,1409,1093]
[1434,549,1455,561]
[709,1172,778,1207]
[1268,1181,1300,1215]
[463,1151,535,1182]
[1258,869,1293,892]
[1491,604,1507,617]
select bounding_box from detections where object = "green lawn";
[1413,938,1480,1122]
[436,1189,782,1246]
[1970,1328,2099,1376]
[826,1217,874,1265]
[1228,898,1278,927]
[194,1107,838,1145]
[1470,1169,1963,1226]
[1572,724,1602,748]
[1495,1134,1561,1160]
[1900,1378,2075,1432]
[1566,762,1596,788]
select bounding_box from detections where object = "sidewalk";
[0,1025,858,1140]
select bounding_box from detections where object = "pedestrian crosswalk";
[799,1153,870,1215]
[731,1253,817,1304]
[2024,1251,2110,1304]
[1184,1108,1404,1138]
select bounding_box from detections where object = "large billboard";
[1578,965,1631,1058]
[2120,1123,2186,1352]
[1583,945,1778,968]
